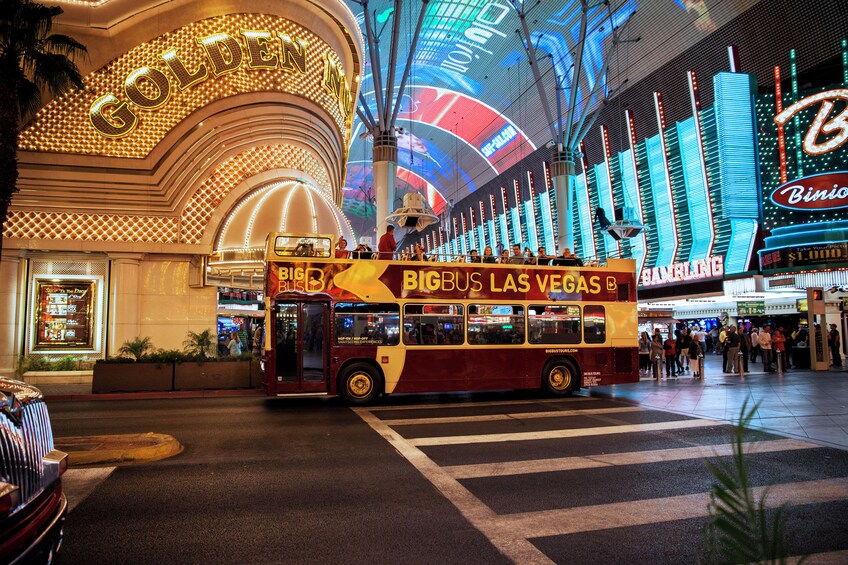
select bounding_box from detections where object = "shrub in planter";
[93,337,174,393]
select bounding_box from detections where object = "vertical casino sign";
[757,77,848,272]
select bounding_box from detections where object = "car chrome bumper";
[11,492,67,565]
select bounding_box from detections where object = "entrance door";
[274,301,329,393]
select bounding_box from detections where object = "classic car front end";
[0,378,68,564]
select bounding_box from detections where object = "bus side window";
[467,304,525,345]
[528,305,581,345]
[334,302,400,346]
[583,305,606,344]
[403,304,464,345]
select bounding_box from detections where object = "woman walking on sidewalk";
[689,333,704,379]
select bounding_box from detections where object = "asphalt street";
[49,392,848,564]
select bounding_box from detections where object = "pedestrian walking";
[689,333,704,379]
[829,324,842,367]
[725,325,741,374]
[759,325,774,372]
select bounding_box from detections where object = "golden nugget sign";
[89,30,354,137]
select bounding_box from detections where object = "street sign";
[736,301,765,316]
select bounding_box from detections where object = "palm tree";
[0,0,86,261]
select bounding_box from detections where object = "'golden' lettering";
[159,48,208,90]
[125,66,172,109]
[240,30,279,69]
[89,94,138,137]
[196,33,244,77]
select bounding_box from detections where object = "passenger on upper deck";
[508,244,525,264]
[524,247,536,265]
[552,248,583,267]
[410,243,427,261]
[482,246,497,264]
[335,237,350,259]
[499,249,510,264]
[378,225,397,260]
[537,247,552,266]
[469,249,481,263]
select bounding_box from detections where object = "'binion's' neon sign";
[774,89,848,156]
[89,30,354,138]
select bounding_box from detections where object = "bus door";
[273,300,329,393]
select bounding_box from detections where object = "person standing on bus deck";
[378,225,397,260]
[482,246,497,264]
[469,249,481,263]
[335,237,350,259]
[537,247,551,265]
[829,324,842,367]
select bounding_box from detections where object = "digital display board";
[34,281,95,350]
[343,0,764,227]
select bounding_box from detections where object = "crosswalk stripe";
[444,438,819,479]
[408,418,723,446]
[383,406,643,426]
[482,477,848,539]
[365,396,599,412]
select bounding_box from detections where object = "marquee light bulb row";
[19,14,355,159]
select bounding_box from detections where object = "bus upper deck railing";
[342,250,606,267]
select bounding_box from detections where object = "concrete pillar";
[551,149,578,253]
[373,131,398,237]
[0,254,25,377]
[108,253,143,356]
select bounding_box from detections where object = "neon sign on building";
[90,29,354,138]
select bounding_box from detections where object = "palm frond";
[702,399,794,564]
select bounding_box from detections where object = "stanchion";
[697,353,704,380]
[654,354,662,381]
[738,350,745,379]
[777,349,783,375]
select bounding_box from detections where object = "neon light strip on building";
[686,70,716,259]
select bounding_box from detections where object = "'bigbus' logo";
[277,266,325,293]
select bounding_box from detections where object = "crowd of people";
[639,322,843,380]
[334,225,586,266]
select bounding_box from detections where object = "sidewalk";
[591,352,848,450]
[38,383,264,401]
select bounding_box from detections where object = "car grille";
[0,399,55,511]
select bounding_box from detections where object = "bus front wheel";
[542,359,580,396]
[339,363,381,405]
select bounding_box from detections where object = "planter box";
[24,370,93,385]
[174,360,251,390]
[92,363,173,393]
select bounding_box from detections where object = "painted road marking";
[408,418,722,446]
[382,406,643,426]
[444,438,820,478]
[63,467,116,512]
[365,396,600,412]
[356,401,843,564]
[484,477,848,539]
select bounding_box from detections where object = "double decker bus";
[262,233,638,404]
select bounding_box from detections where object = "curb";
[56,432,183,466]
[45,388,265,402]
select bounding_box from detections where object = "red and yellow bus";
[263,233,638,403]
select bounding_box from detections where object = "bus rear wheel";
[339,363,381,405]
[542,359,580,396]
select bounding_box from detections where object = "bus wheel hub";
[550,368,569,390]
[350,374,372,396]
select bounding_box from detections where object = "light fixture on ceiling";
[386,192,438,232]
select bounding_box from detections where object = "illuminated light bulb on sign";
[774,89,848,156]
